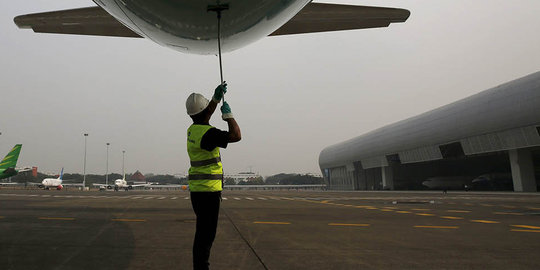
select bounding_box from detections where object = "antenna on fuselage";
[208,2,229,102]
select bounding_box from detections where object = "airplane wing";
[25,182,42,186]
[270,3,410,36]
[0,182,22,186]
[13,7,142,38]
[130,183,150,188]
[14,3,409,38]
[62,183,84,187]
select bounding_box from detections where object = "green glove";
[221,101,234,120]
[212,83,227,103]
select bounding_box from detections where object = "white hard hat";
[186,93,209,116]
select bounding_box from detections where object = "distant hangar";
[319,71,540,192]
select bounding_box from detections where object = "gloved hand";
[212,82,227,103]
[221,101,234,120]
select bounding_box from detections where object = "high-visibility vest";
[187,124,223,192]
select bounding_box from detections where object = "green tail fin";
[0,144,22,171]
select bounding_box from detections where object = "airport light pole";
[83,133,88,189]
[106,143,110,186]
[122,150,125,178]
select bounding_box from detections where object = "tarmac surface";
[1,189,540,270]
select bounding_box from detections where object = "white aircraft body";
[39,168,84,190]
[94,174,149,191]
[14,1,410,55]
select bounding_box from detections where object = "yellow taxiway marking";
[527,207,540,210]
[446,210,471,213]
[39,217,75,221]
[471,220,500,224]
[0,216,4,219]
[480,204,494,207]
[383,207,398,209]
[440,216,464,220]
[253,221,291,225]
[355,205,374,208]
[329,223,370,227]
[380,209,394,212]
[365,207,378,210]
[502,205,517,209]
[320,200,329,203]
[511,229,540,233]
[112,219,146,222]
[411,209,430,211]
[494,212,524,216]
[396,211,411,214]
[414,226,458,229]
[343,204,355,207]
[511,225,540,230]
[416,213,435,216]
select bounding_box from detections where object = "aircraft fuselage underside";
[94,0,310,54]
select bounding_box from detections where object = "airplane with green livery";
[0,144,23,180]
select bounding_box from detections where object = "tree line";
[5,171,323,186]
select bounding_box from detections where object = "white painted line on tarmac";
[246,197,254,200]
[171,197,178,200]
[234,197,241,200]
[157,197,165,200]
[258,197,267,200]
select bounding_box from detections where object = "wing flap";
[270,3,410,36]
[14,7,142,38]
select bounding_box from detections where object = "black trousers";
[191,191,221,270]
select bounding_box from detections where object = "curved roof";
[319,71,540,169]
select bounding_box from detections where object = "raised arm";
[221,102,241,143]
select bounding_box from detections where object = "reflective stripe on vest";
[189,174,224,180]
[187,124,223,192]
[190,156,221,167]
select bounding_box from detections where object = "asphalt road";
[1,189,540,270]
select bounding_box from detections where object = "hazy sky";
[1,1,539,176]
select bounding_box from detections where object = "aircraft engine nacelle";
[107,185,113,189]
[128,186,133,190]
[38,184,44,189]
[96,0,311,54]
[56,185,63,190]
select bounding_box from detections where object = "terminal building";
[319,72,540,192]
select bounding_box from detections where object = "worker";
[185,83,241,270]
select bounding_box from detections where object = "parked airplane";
[0,144,23,180]
[94,173,149,191]
[14,1,410,55]
[471,173,513,191]
[422,176,473,190]
[34,168,84,190]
